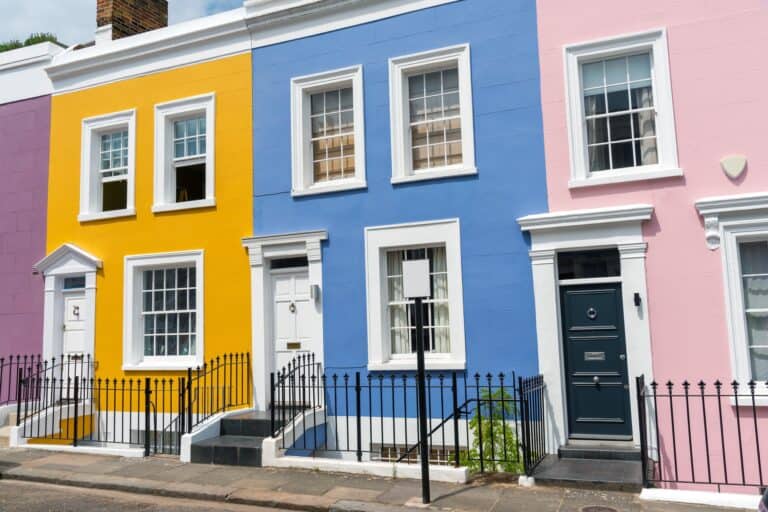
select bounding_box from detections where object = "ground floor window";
[124,251,204,370]
[738,240,768,380]
[386,246,450,355]
[365,219,466,371]
[374,444,458,465]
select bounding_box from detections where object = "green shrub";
[460,387,524,474]
[0,33,61,54]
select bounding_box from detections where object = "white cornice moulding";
[245,0,459,48]
[518,204,654,232]
[695,192,768,250]
[242,230,328,267]
[0,42,63,103]
[47,9,249,94]
[34,243,103,275]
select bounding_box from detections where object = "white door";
[272,269,316,373]
[62,292,87,399]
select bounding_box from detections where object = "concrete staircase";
[190,410,280,467]
[534,443,643,491]
[0,411,17,447]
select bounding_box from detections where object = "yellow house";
[37,10,253,384]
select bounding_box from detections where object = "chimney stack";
[96,0,168,42]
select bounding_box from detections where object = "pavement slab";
[0,449,755,512]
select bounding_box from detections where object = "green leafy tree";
[460,387,524,474]
[0,33,61,54]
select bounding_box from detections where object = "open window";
[79,110,136,222]
[154,94,215,212]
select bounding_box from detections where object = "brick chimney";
[96,0,168,42]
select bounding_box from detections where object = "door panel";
[561,284,632,439]
[273,270,314,372]
[63,294,86,354]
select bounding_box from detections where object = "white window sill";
[391,166,477,185]
[731,395,768,408]
[569,166,683,189]
[123,358,201,371]
[78,208,136,223]
[292,179,367,197]
[152,198,216,213]
[367,359,466,372]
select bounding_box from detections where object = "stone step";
[6,412,17,426]
[220,410,280,438]
[558,444,641,461]
[190,435,265,467]
[0,425,11,447]
[534,455,642,492]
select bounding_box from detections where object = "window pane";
[605,57,627,84]
[631,81,654,109]
[632,112,656,138]
[102,180,127,212]
[609,114,632,141]
[743,277,768,309]
[751,347,768,381]
[311,93,324,115]
[144,336,154,356]
[584,90,606,116]
[558,249,620,280]
[611,141,634,169]
[586,118,608,144]
[443,68,459,92]
[635,139,658,166]
[588,145,609,172]
[740,241,768,275]
[582,61,604,89]
[340,87,353,109]
[606,84,629,112]
[175,163,206,202]
[408,75,424,99]
[174,121,185,138]
[628,54,651,81]
[425,72,442,94]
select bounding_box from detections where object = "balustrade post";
[355,372,362,462]
[144,377,151,457]
[73,377,79,447]
[452,372,460,468]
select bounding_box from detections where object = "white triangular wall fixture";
[721,155,747,179]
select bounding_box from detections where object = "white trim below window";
[389,44,476,183]
[123,250,205,371]
[364,219,466,371]
[290,65,367,196]
[79,109,137,222]
[153,94,216,213]
[564,28,681,188]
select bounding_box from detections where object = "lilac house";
[0,43,63,357]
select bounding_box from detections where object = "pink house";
[520,0,768,505]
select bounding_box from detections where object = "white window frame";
[79,109,136,222]
[389,44,476,184]
[365,219,466,371]
[564,29,681,188]
[153,94,216,213]
[290,65,367,196]
[123,250,204,371]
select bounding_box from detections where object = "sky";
[0,0,243,47]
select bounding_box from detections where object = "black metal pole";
[144,377,151,457]
[414,296,430,504]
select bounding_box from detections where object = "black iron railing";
[270,357,546,475]
[0,355,41,406]
[16,352,251,456]
[636,375,767,492]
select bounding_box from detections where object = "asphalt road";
[0,480,288,512]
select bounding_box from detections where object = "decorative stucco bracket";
[695,192,768,251]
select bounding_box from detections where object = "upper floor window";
[291,66,366,196]
[389,44,476,184]
[565,29,681,188]
[154,94,215,212]
[79,110,136,222]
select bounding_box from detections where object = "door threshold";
[566,438,634,448]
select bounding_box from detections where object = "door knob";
[289,302,296,313]
[593,376,600,384]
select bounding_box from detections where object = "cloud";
[0,0,243,47]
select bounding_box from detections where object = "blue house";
[242,0,548,429]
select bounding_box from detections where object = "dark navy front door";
[561,284,632,439]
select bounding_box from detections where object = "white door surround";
[34,244,102,362]
[518,204,655,452]
[243,230,327,411]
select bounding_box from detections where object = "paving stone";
[490,487,565,512]
[324,485,385,502]
[431,484,503,510]
[227,487,335,512]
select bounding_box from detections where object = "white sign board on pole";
[402,259,431,299]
